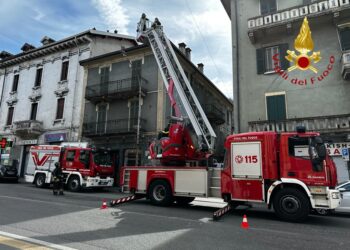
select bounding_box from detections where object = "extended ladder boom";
[137,18,216,151]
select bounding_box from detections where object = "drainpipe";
[232,0,240,133]
[0,67,6,112]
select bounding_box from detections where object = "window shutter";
[279,43,289,70]
[260,0,268,15]
[256,48,266,74]
[340,28,350,51]
[269,0,277,13]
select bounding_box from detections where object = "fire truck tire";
[273,188,310,222]
[68,176,80,192]
[35,174,46,188]
[175,197,195,206]
[149,180,173,206]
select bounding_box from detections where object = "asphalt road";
[1,181,350,250]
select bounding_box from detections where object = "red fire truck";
[27,145,114,191]
[113,16,341,221]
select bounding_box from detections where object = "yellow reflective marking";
[0,235,52,250]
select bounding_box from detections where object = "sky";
[0,0,232,99]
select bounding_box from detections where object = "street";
[1,182,350,250]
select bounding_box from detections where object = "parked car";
[314,180,350,215]
[335,180,350,213]
[0,164,18,182]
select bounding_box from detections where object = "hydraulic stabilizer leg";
[213,204,232,221]
[110,194,146,207]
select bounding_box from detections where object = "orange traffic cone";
[100,199,108,209]
[241,214,249,229]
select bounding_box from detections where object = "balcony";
[204,104,225,125]
[82,118,146,137]
[248,113,350,134]
[85,77,148,103]
[341,51,350,80]
[12,120,43,139]
[247,0,350,43]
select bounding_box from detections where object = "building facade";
[0,29,136,178]
[80,43,234,185]
[222,0,350,181]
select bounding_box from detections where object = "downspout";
[70,36,82,142]
[232,0,240,133]
[0,67,6,112]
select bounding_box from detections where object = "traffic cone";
[241,214,249,229]
[100,199,108,209]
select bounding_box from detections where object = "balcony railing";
[12,120,43,138]
[204,104,225,125]
[341,51,350,80]
[83,118,146,137]
[85,77,148,102]
[247,0,350,42]
[248,113,350,133]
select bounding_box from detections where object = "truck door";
[62,149,76,170]
[230,142,264,202]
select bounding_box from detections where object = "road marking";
[0,231,76,250]
[198,217,212,223]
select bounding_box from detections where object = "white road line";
[198,217,212,223]
[0,231,77,250]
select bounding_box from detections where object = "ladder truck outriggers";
[112,15,341,222]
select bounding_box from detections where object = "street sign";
[342,148,349,161]
[0,138,7,149]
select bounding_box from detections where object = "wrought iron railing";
[248,113,350,133]
[85,77,148,99]
[83,118,146,136]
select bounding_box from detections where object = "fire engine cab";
[26,145,114,191]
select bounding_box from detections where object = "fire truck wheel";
[68,176,80,192]
[35,174,46,188]
[149,180,173,206]
[273,188,310,222]
[175,197,195,206]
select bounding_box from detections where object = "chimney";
[178,42,186,55]
[185,47,191,61]
[197,63,204,73]
[21,43,36,52]
[40,36,55,45]
[0,51,13,60]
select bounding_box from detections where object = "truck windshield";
[93,151,112,166]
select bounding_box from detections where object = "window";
[34,68,43,87]
[79,150,90,168]
[260,0,277,15]
[288,136,309,158]
[100,67,109,96]
[66,150,76,161]
[60,61,69,81]
[30,103,38,120]
[6,107,14,126]
[131,60,142,86]
[266,93,286,121]
[129,99,139,128]
[12,74,19,92]
[339,28,350,51]
[56,98,65,120]
[256,44,289,74]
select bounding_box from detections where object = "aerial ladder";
[136,16,216,163]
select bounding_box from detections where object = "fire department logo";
[285,17,321,73]
[235,155,243,164]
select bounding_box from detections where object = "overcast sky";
[0,0,232,98]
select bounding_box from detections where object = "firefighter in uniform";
[52,162,64,195]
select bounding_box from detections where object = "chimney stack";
[21,43,36,52]
[0,51,13,60]
[197,63,204,73]
[185,47,191,61]
[40,36,55,46]
[178,42,186,55]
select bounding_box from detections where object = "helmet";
[54,162,60,167]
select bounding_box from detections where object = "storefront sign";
[326,142,350,156]
[17,139,38,145]
[45,133,67,143]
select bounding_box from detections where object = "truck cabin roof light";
[296,126,306,133]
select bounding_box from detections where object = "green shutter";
[279,43,289,70]
[266,95,286,121]
[256,48,266,74]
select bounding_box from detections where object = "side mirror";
[338,187,346,192]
